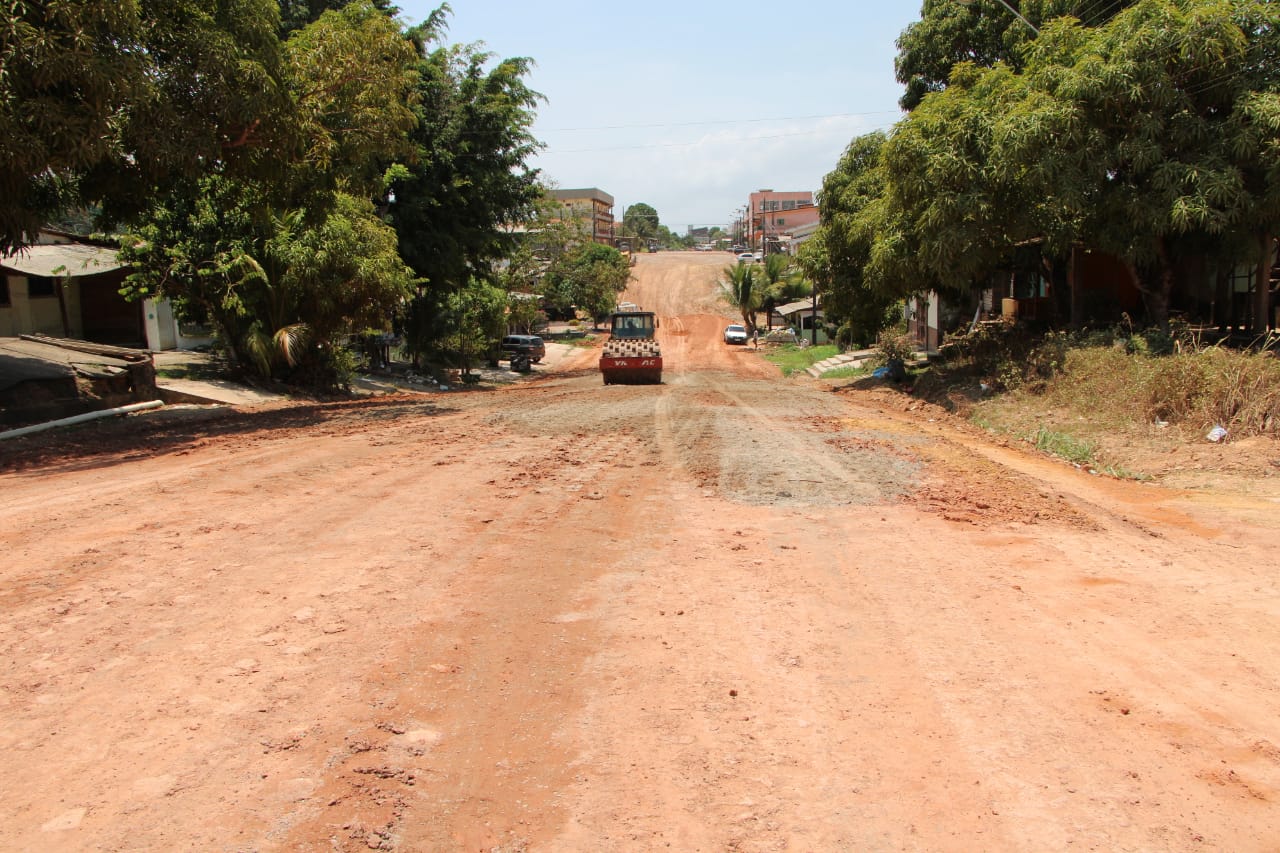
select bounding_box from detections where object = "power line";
[551,123,900,155]
[539,111,901,134]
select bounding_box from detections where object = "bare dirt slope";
[3,251,1279,851]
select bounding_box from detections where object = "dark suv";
[500,334,546,363]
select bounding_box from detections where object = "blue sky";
[394,1,923,232]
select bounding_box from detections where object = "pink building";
[747,190,819,256]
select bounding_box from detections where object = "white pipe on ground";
[0,400,165,441]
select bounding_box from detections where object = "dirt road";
[3,252,1279,851]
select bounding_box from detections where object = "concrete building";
[548,188,615,246]
[747,190,819,256]
[1,232,211,352]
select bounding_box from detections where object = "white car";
[736,252,754,263]
[723,324,749,345]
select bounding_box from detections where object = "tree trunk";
[1068,245,1085,329]
[55,278,71,338]
[1254,232,1273,334]
[1138,239,1174,331]
[1215,264,1231,337]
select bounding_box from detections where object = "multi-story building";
[548,188,615,246]
[747,190,820,256]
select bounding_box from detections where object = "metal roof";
[0,243,124,277]
[774,299,823,317]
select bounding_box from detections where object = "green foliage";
[277,0,397,37]
[895,0,1141,110]
[874,330,916,366]
[718,262,762,330]
[808,134,902,346]
[1033,427,1096,465]
[0,0,290,252]
[1022,0,1280,326]
[540,243,631,321]
[622,203,660,242]
[389,19,543,301]
[504,295,545,335]
[764,344,840,377]
[283,0,418,196]
[263,192,414,346]
[122,178,412,385]
[868,0,1280,331]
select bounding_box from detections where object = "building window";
[27,275,56,298]
[776,218,786,226]
[0,277,9,305]
[782,200,796,211]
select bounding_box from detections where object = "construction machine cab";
[610,311,657,340]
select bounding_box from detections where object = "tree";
[755,254,808,330]
[389,11,544,357]
[718,262,762,331]
[119,0,420,385]
[809,133,901,345]
[122,174,413,383]
[256,192,415,380]
[1022,0,1280,328]
[276,0,397,37]
[541,243,632,323]
[0,0,291,253]
[282,0,418,199]
[895,0,1138,110]
[623,203,660,243]
[874,62,1072,297]
[877,0,1280,331]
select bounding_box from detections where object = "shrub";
[874,330,915,365]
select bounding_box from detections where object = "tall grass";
[1040,342,1280,437]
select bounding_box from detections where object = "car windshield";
[727,325,745,333]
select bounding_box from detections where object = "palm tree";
[717,262,762,331]
[757,254,812,330]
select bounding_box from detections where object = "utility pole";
[811,282,818,347]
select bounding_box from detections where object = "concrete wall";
[0,275,84,338]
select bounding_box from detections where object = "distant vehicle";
[501,334,545,363]
[723,324,749,345]
[736,252,754,263]
[730,245,747,254]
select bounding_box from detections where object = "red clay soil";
[2,252,1279,851]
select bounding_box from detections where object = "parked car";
[723,324,749,345]
[500,334,545,363]
[736,252,754,263]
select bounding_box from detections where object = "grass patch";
[1032,427,1095,466]
[764,343,840,376]
[822,365,869,380]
